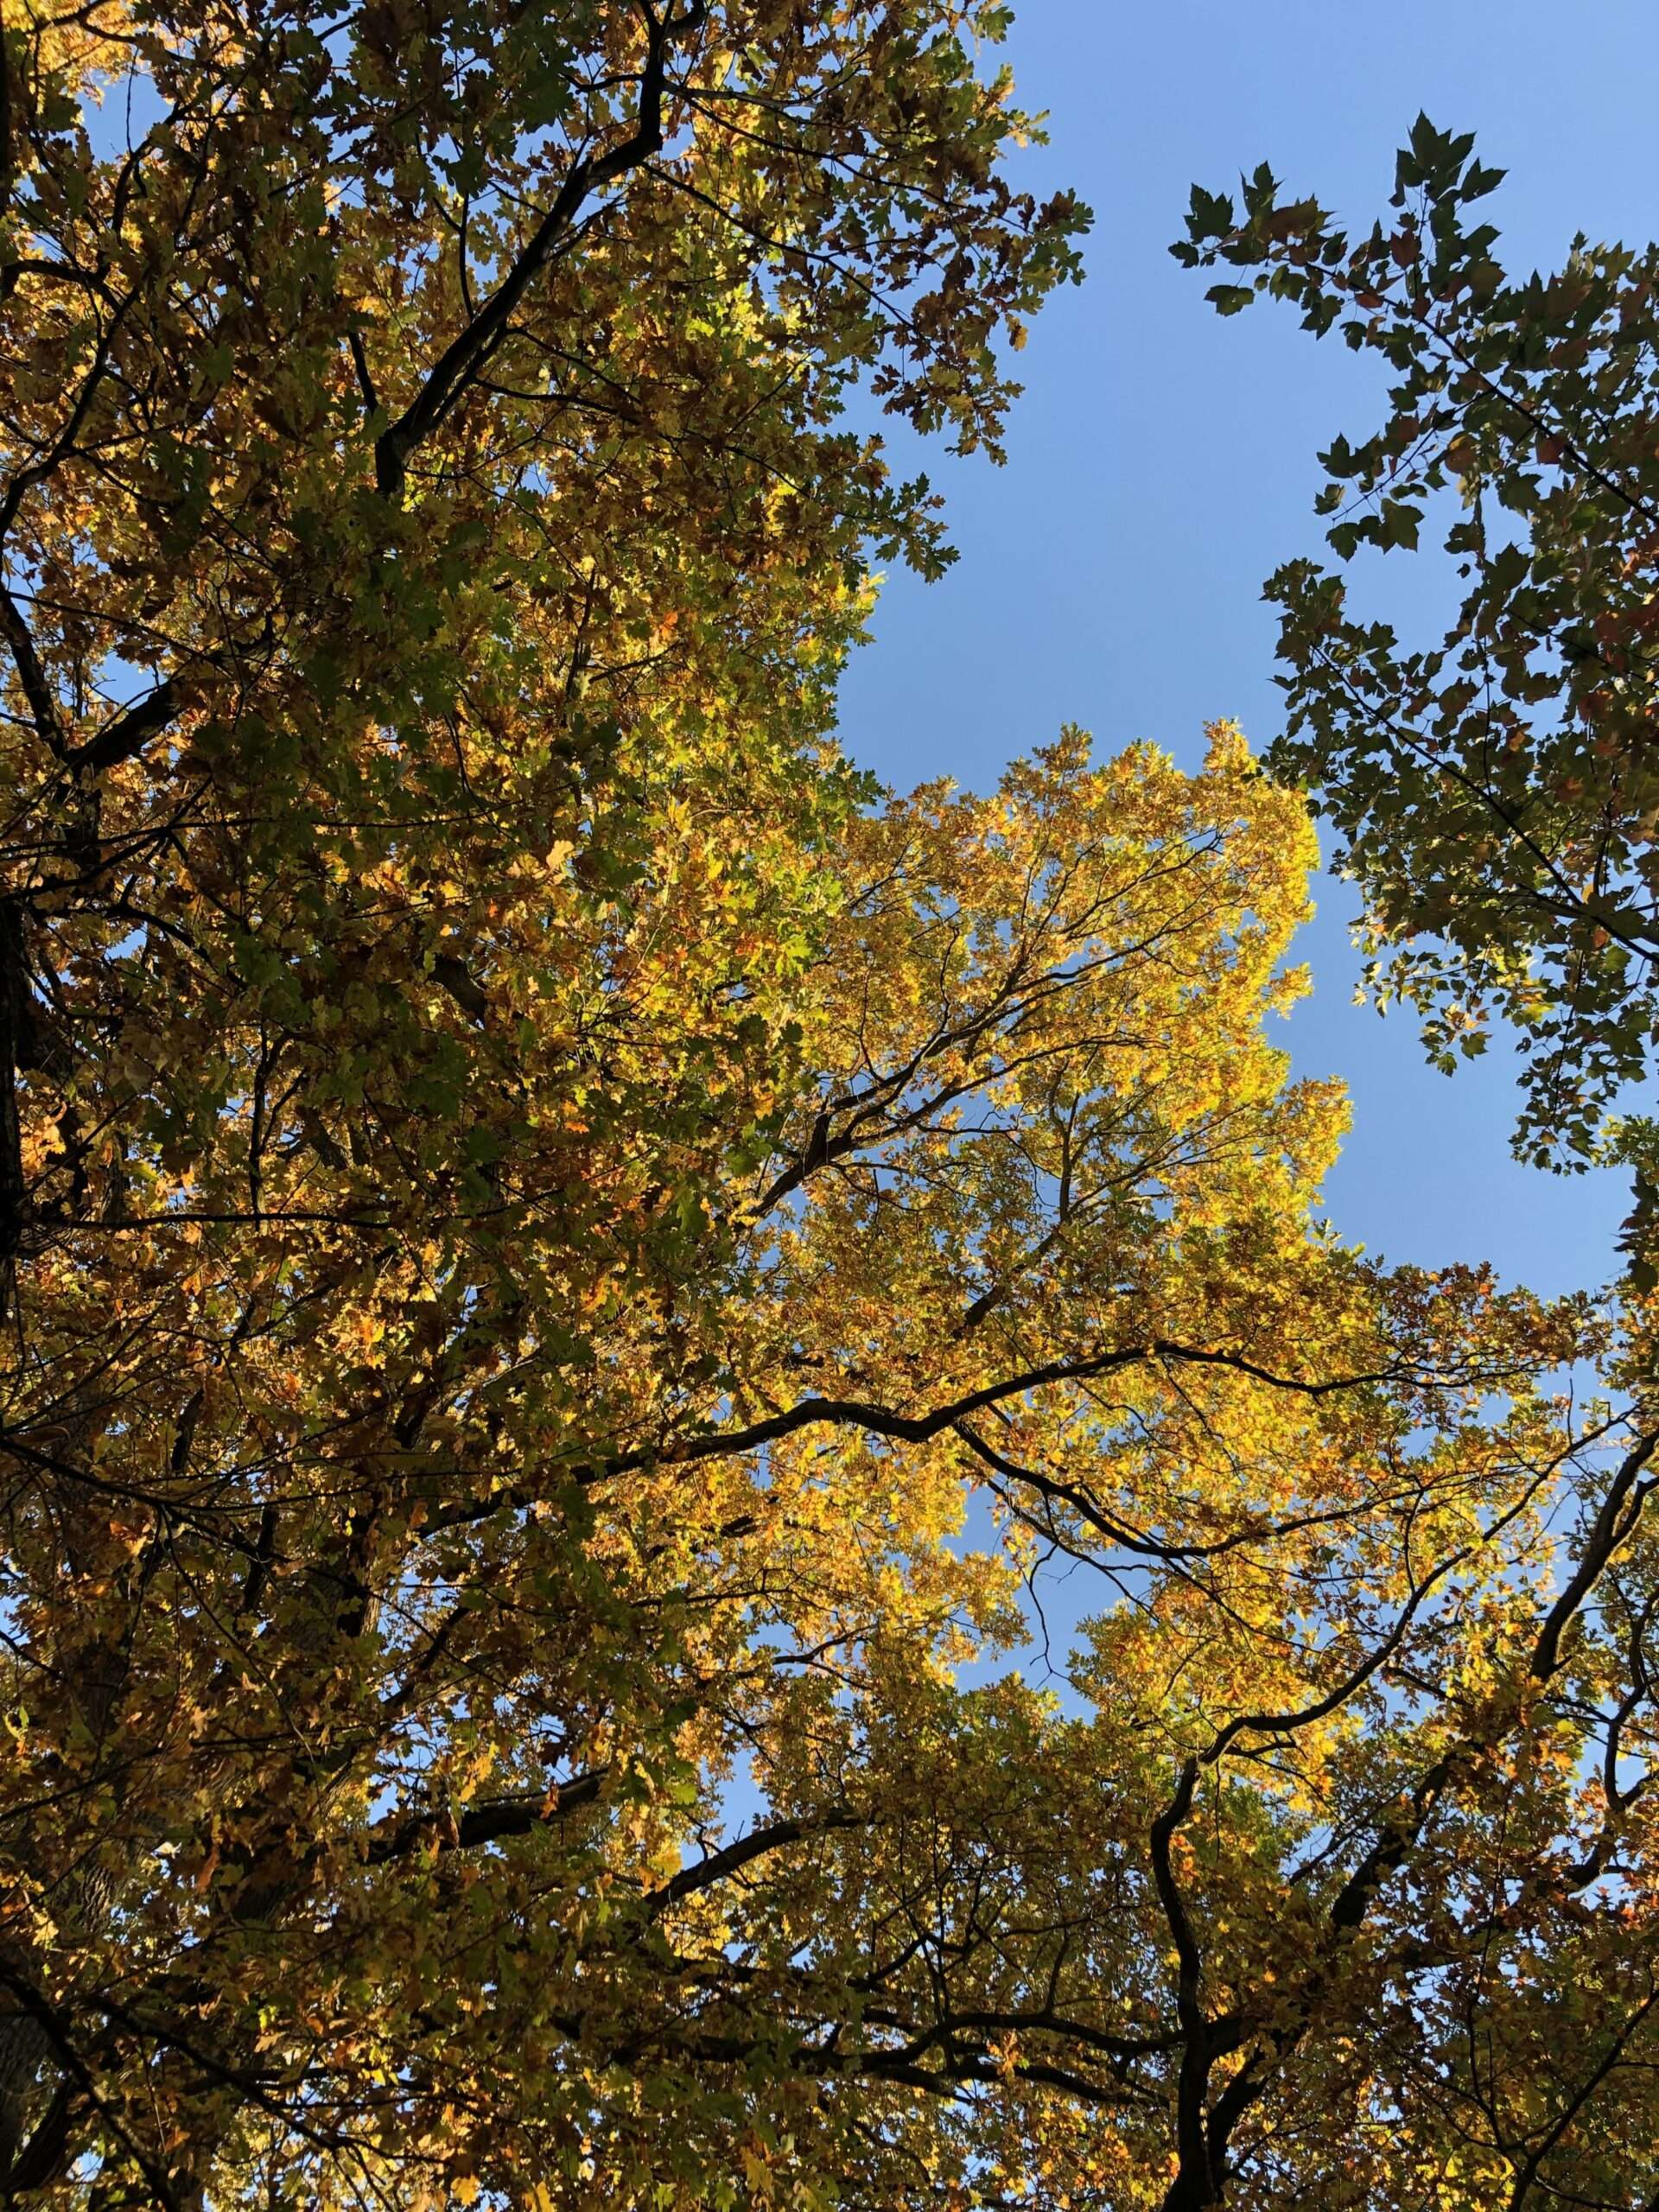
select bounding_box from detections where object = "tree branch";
[373,2,709,500]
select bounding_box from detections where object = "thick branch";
[647,1808,868,1916]
[1531,1427,1659,1683]
[1149,1758,1222,2210]
[0,583,67,760]
[66,677,180,776]
[373,3,708,499]
[364,1769,607,1866]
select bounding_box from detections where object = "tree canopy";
[2,19,1657,2212]
[1177,118,1659,1198]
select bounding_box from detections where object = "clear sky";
[836,0,1659,1299]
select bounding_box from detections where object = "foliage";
[1175,117,1659,1204]
[2,24,1658,2212]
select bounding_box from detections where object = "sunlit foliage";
[0,29,1655,2212]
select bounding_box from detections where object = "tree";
[1174,118,1659,1207]
[13,642,1642,2205]
[0,0,1091,2192]
[3,19,1657,2211]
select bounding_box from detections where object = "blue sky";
[837,0,1659,1298]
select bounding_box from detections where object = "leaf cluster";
[1178,115,1659,1185]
